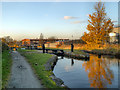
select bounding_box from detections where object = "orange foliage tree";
[82,2,114,47]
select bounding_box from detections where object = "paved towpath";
[7,51,43,88]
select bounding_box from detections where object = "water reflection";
[61,56,64,59]
[71,59,74,66]
[118,60,119,66]
[82,55,114,88]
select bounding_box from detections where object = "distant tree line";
[1,36,21,51]
[2,42,9,52]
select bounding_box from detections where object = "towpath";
[7,51,43,88]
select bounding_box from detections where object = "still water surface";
[53,54,119,88]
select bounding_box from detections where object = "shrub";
[2,42,9,52]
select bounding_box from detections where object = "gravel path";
[7,51,43,88]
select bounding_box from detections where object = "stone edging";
[83,50,120,59]
[64,51,89,60]
[44,55,68,88]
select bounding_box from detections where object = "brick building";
[109,26,120,44]
[22,38,69,47]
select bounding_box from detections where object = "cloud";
[64,16,78,20]
[71,20,87,24]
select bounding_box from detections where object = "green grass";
[2,50,12,89]
[18,49,64,88]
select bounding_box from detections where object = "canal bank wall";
[83,50,120,59]
[44,55,69,88]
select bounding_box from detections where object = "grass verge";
[18,49,64,88]
[2,50,12,89]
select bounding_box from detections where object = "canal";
[53,54,120,88]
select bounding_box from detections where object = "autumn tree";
[1,36,14,47]
[1,36,20,48]
[2,36,13,45]
[82,2,114,46]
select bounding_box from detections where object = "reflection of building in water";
[82,55,114,88]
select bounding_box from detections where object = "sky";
[1,1,118,40]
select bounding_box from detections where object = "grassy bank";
[2,50,12,89]
[18,49,64,88]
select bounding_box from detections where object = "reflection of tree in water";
[82,55,114,88]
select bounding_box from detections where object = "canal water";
[53,54,120,88]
